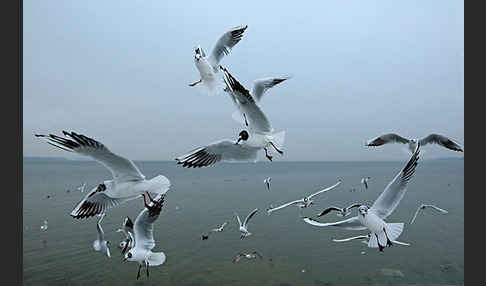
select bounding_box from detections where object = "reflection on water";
[23,159,464,285]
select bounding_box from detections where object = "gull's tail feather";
[147,251,166,266]
[386,222,404,241]
[149,175,171,194]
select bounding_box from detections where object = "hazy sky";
[23,0,464,161]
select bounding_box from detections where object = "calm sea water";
[23,159,464,286]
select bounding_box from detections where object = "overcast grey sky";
[23,0,464,161]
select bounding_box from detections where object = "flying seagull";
[236,208,258,239]
[232,251,263,263]
[317,203,361,217]
[361,177,371,190]
[267,180,341,215]
[35,131,171,218]
[123,193,167,280]
[303,144,421,252]
[410,203,449,224]
[264,177,271,191]
[93,213,111,258]
[211,221,228,232]
[40,220,48,231]
[175,68,286,168]
[189,25,248,94]
[366,133,463,153]
[332,233,410,246]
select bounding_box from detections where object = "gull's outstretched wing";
[409,204,423,224]
[232,253,243,263]
[35,131,145,183]
[133,194,165,251]
[176,139,260,168]
[252,251,263,259]
[307,180,342,200]
[366,133,410,147]
[235,214,242,227]
[221,66,273,133]
[370,143,420,219]
[96,213,106,241]
[317,207,343,217]
[419,134,463,152]
[423,204,449,214]
[123,216,134,234]
[243,208,258,228]
[302,216,367,231]
[333,234,370,242]
[266,199,303,214]
[208,25,248,70]
[251,76,291,102]
[71,185,139,219]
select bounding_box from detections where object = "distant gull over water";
[267,180,341,215]
[366,133,463,153]
[40,220,48,231]
[236,208,258,239]
[92,213,111,258]
[123,194,167,280]
[35,131,171,219]
[189,25,248,95]
[77,182,86,193]
[232,251,263,263]
[410,203,449,224]
[303,144,420,252]
[211,221,228,232]
[317,203,361,217]
[264,177,271,191]
[176,68,286,167]
[361,177,371,190]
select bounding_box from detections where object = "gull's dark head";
[194,45,204,62]
[123,251,134,262]
[236,130,249,144]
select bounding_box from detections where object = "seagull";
[189,25,248,94]
[266,180,342,215]
[361,177,371,190]
[93,213,111,258]
[77,182,87,193]
[264,177,271,191]
[201,234,209,240]
[317,203,361,217]
[40,220,48,231]
[366,133,463,153]
[303,144,421,252]
[211,221,228,232]
[175,68,286,168]
[123,193,167,280]
[332,233,410,246]
[232,251,263,263]
[410,203,449,224]
[236,208,258,239]
[35,131,171,219]
[116,216,134,254]
[229,75,291,127]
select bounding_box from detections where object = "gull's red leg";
[189,79,202,87]
[269,142,283,155]
[142,194,149,209]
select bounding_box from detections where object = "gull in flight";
[361,177,371,190]
[116,216,134,254]
[410,203,449,224]
[93,213,111,258]
[236,208,258,239]
[366,133,463,153]
[211,221,228,232]
[264,177,271,191]
[266,180,342,215]
[303,144,421,252]
[317,203,362,217]
[175,68,286,168]
[189,25,248,95]
[232,251,263,263]
[123,193,167,280]
[77,182,87,193]
[35,131,171,219]
[40,220,48,231]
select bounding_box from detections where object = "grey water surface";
[23,159,463,286]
